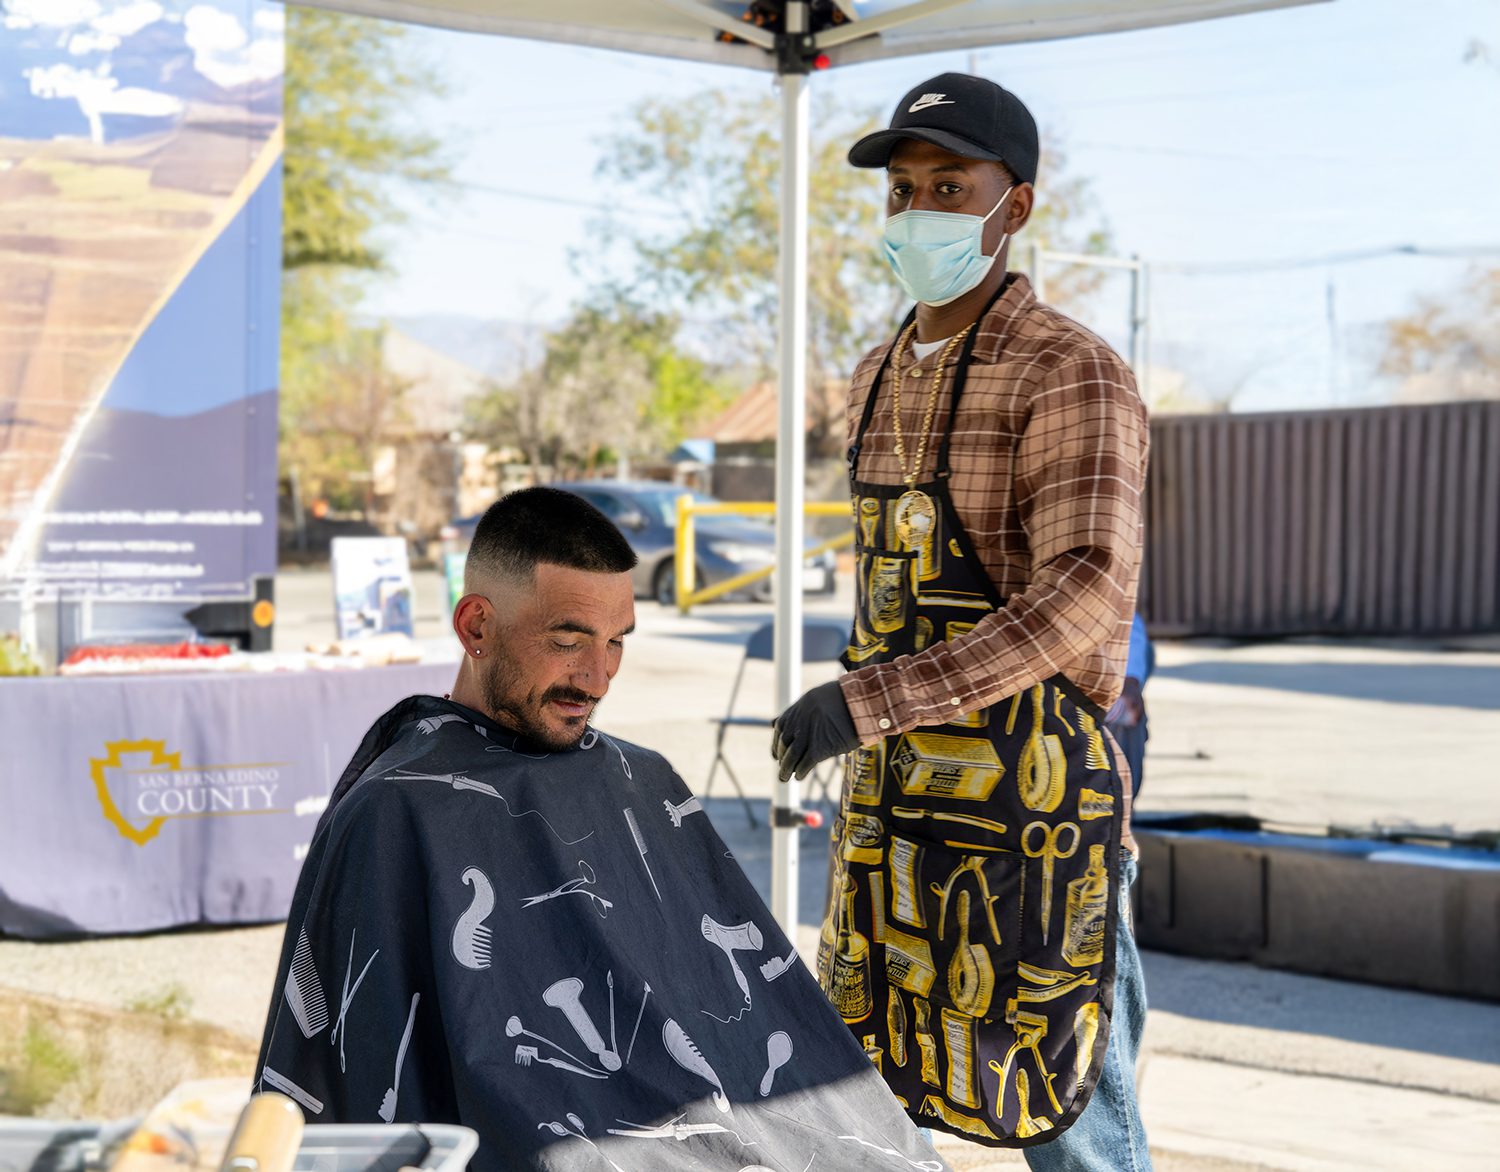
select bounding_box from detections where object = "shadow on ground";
[1142,948,1500,1068]
[1155,660,1500,710]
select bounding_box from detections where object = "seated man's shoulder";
[580,728,676,781]
[320,739,461,840]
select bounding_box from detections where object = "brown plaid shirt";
[837,274,1149,842]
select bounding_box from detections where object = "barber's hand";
[1106,677,1145,727]
[771,680,861,782]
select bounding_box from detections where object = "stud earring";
[473,648,482,657]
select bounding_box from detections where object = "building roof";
[701,377,848,445]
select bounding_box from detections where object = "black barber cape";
[256,696,946,1172]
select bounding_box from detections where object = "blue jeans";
[1024,853,1152,1172]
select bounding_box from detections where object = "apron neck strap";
[934,273,1015,479]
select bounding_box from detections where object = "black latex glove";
[771,679,861,782]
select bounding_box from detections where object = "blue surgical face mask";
[881,187,1013,307]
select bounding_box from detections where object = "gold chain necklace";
[890,322,976,488]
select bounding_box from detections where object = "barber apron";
[818,297,1126,1147]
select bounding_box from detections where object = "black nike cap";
[849,72,1039,185]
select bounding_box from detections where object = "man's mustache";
[542,686,597,708]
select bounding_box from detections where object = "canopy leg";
[770,23,811,936]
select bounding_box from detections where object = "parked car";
[444,482,837,605]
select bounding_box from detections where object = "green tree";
[279,6,449,513]
[469,295,728,479]
[595,87,1112,453]
[281,311,412,513]
[282,6,448,272]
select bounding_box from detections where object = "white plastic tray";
[0,1119,478,1172]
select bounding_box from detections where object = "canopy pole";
[769,6,811,935]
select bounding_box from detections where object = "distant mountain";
[375,314,550,385]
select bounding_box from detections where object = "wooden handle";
[219,1092,305,1172]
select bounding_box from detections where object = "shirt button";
[878,718,892,730]
[950,697,961,706]
[910,368,924,379]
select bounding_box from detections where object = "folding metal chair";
[704,616,852,827]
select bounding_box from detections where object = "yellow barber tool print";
[841,811,885,865]
[930,855,1004,945]
[891,805,1007,838]
[1018,684,1067,812]
[893,732,1005,801]
[914,996,941,1089]
[947,890,995,1017]
[847,742,886,807]
[919,1095,1000,1142]
[1012,1069,1056,1139]
[888,836,927,928]
[1078,710,1111,771]
[1061,845,1110,968]
[888,989,909,1068]
[868,555,910,634]
[1073,1003,1101,1092]
[992,1007,1063,1116]
[884,925,938,997]
[1023,820,1081,947]
[1016,961,1097,1003]
[941,1008,981,1109]
[869,871,887,944]
[1006,691,1022,735]
[1052,687,1075,736]
[831,876,874,1023]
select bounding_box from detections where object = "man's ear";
[1006,182,1035,235]
[452,593,492,657]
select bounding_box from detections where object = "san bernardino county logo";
[91,739,287,846]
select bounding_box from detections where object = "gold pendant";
[894,489,937,550]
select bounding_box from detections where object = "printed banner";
[0,0,283,602]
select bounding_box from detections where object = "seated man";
[255,488,943,1172]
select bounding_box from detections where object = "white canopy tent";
[296,0,1321,930]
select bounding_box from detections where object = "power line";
[1152,243,1500,275]
[443,177,677,220]
[1071,140,1358,166]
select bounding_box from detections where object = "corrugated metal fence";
[1140,401,1500,637]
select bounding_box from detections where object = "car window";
[571,490,625,520]
[632,489,715,527]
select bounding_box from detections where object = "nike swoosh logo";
[908,95,956,112]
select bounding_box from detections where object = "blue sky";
[364,0,1500,412]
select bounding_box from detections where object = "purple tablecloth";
[0,662,455,938]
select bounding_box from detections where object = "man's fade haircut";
[464,487,638,593]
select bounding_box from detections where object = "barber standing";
[772,74,1151,1169]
